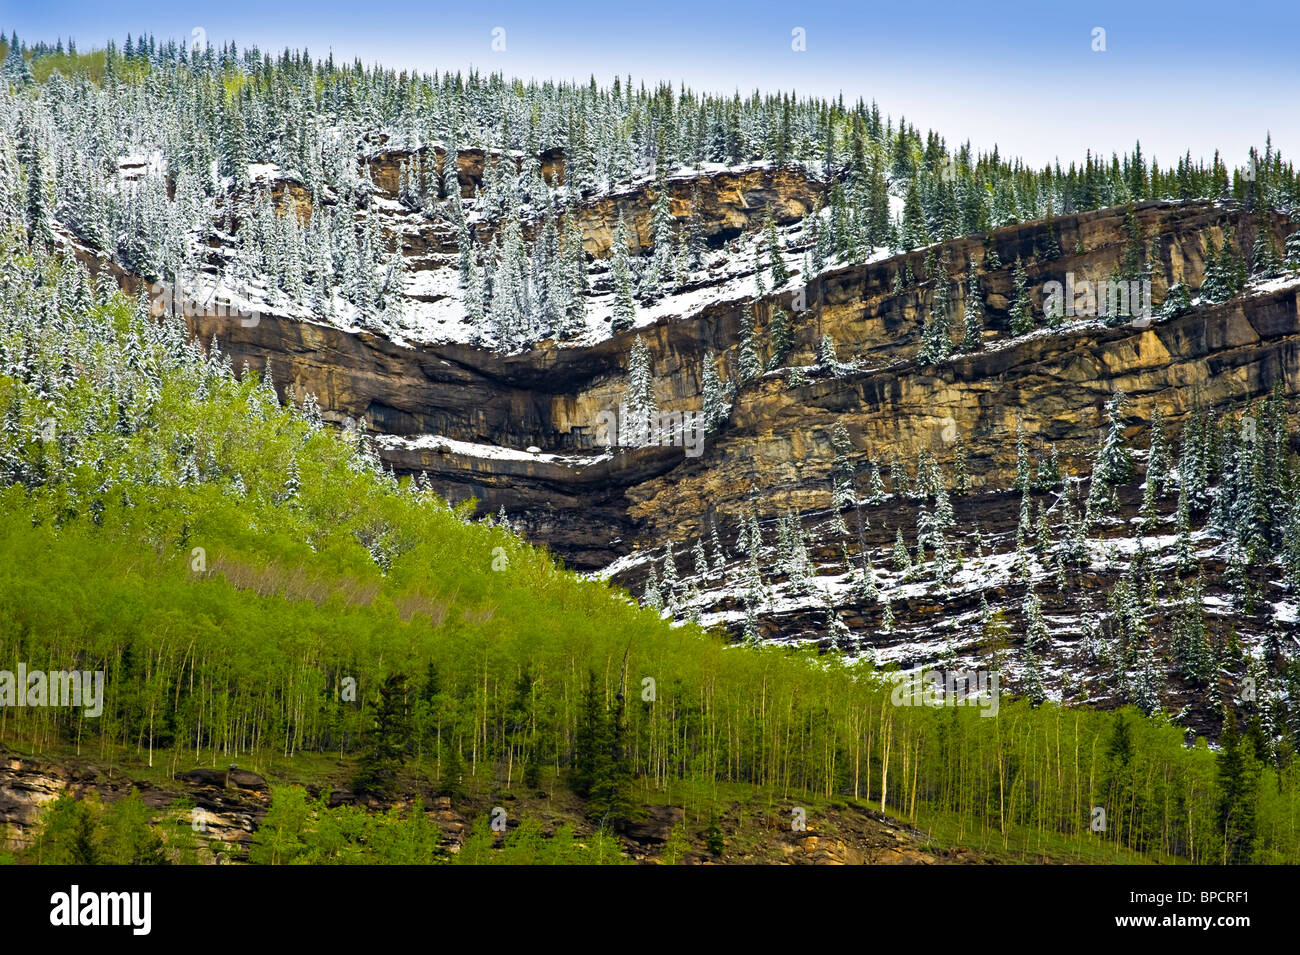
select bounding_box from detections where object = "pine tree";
[3,33,33,87]
[701,352,730,432]
[880,595,896,633]
[643,565,663,611]
[709,517,727,570]
[610,212,637,332]
[1008,257,1034,336]
[1146,408,1170,497]
[354,672,413,797]
[100,789,166,865]
[562,215,588,337]
[893,527,912,576]
[693,539,709,578]
[918,261,953,364]
[17,116,53,245]
[961,260,984,351]
[764,212,790,286]
[1095,392,1134,486]
[867,458,886,505]
[766,307,794,370]
[1216,711,1259,864]
[624,336,657,447]
[900,175,928,250]
[831,423,856,508]
[816,334,840,374]
[642,169,676,299]
[737,309,762,382]
[660,542,680,609]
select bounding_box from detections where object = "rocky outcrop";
[366,144,566,199]
[564,164,824,257]
[177,199,1296,571]
[0,751,270,859]
[626,276,1300,545]
[363,148,821,259]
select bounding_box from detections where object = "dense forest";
[1,29,1297,347]
[1,28,1299,866]
[0,238,1296,863]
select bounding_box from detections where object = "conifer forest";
[0,3,1298,907]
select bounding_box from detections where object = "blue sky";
[5,0,1297,169]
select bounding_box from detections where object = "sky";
[4,0,1298,170]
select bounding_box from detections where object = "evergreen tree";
[354,671,412,797]
[816,333,840,374]
[29,794,100,865]
[610,212,637,332]
[738,309,762,382]
[961,260,985,351]
[764,212,790,286]
[100,788,166,865]
[830,422,856,508]
[1216,711,1259,864]
[1008,257,1034,336]
[701,352,730,432]
[624,336,657,447]
[918,261,953,364]
[17,116,53,245]
[766,307,794,370]
[642,169,676,298]
[3,33,33,86]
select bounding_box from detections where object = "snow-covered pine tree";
[661,542,680,610]
[624,336,657,447]
[701,352,730,432]
[892,527,912,577]
[561,215,588,337]
[710,517,727,570]
[1087,391,1133,524]
[3,33,34,86]
[737,309,762,382]
[610,212,637,332]
[1008,256,1034,336]
[830,422,856,509]
[918,260,953,364]
[880,595,895,633]
[642,167,676,299]
[766,307,794,370]
[867,458,886,505]
[643,565,663,611]
[961,260,984,351]
[764,211,790,287]
[693,539,709,579]
[815,333,840,374]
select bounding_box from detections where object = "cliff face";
[565,164,824,257]
[179,197,1297,573]
[78,157,1300,716]
[628,276,1300,545]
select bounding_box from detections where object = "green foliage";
[100,789,166,865]
[353,672,413,797]
[452,814,628,865]
[27,793,101,865]
[705,814,726,856]
[249,786,444,864]
[2,242,1299,864]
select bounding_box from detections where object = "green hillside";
[2,234,1297,864]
